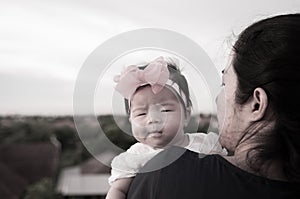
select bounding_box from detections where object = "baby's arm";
[106,177,133,199]
[106,143,161,199]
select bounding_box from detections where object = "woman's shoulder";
[142,146,300,186]
[139,146,217,173]
[130,148,300,198]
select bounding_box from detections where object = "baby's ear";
[184,107,191,126]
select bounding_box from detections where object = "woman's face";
[216,62,248,152]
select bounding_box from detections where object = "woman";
[126,13,300,198]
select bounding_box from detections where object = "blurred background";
[1,0,299,198]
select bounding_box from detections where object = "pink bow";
[114,57,170,99]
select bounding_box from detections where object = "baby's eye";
[161,109,173,112]
[136,113,146,117]
[220,82,225,87]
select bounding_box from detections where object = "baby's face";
[129,85,187,149]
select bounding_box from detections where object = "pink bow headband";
[114,56,188,107]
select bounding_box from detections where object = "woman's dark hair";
[124,62,192,114]
[232,13,300,182]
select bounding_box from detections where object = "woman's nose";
[215,94,219,105]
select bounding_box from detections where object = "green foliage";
[98,115,136,150]
[0,114,216,198]
[53,126,78,149]
[0,115,137,198]
[0,118,52,144]
[24,178,63,199]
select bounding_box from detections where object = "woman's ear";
[250,87,268,121]
[184,107,191,126]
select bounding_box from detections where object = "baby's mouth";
[147,131,163,138]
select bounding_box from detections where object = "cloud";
[0,70,74,115]
[0,0,299,115]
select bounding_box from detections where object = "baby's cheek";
[167,113,184,125]
[173,123,182,132]
[131,121,148,138]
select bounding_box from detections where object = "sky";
[1,0,299,115]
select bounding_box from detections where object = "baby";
[106,57,227,199]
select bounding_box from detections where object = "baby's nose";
[147,110,162,124]
[147,112,165,133]
[147,105,164,124]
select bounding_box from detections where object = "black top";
[127,146,300,199]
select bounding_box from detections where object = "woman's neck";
[224,143,287,181]
[224,120,288,181]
